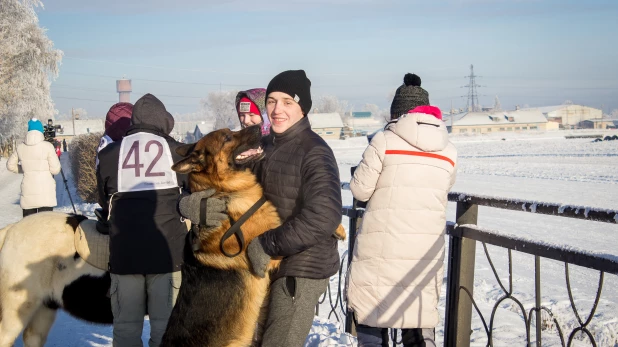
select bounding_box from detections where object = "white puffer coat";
[347,109,457,329]
[6,130,61,209]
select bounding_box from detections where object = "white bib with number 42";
[117,132,178,193]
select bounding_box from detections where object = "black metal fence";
[325,182,618,346]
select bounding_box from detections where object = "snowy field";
[2,129,618,346]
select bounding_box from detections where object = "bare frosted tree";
[379,109,391,122]
[313,95,349,115]
[55,113,72,121]
[360,102,390,123]
[172,111,203,122]
[73,107,88,119]
[611,109,618,118]
[493,95,502,111]
[200,90,238,130]
[362,103,380,117]
[0,0,63,137]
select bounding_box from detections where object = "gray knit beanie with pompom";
[389,73,429,120]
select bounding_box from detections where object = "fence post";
[534,256,542,347]
[445,201,478,347]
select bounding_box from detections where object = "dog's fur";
[161,125,345,347]
[0,213,112,347]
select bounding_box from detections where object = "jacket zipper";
[263,138,285,178]
[107,192,117,221]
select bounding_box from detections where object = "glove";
[96,220,109,235]
[247,238,271,278]
[178,188,228,228]
[94,208,109,235]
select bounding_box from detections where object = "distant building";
[520,105,602,129]
[579,118,616,130]
[349,111,372,118]
[308,113,344,139]
[342,111,386,136]
[54,119,105,141]
[447,109,559,134]
[171,120,215,143]
[193,122,212,140]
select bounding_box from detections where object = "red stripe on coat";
[385,150,455,167]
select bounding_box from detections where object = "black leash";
[220,196,267,257]
[60,168,77,214]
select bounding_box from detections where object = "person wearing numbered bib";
[96,94,188,347]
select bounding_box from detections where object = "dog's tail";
[0,223,13,252]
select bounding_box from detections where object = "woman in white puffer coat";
[6,118,61,217]
[347,73,457,347]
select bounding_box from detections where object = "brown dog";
[161,125,345,347]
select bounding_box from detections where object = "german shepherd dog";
[160,125,345,347]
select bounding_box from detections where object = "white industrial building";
[447,109,559,134]
[520,105,602,129]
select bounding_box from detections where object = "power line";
[53,96,116,103]
[63,56,373,77]
[63,71,254,87]
[64,56,267,75]
[52,96,196,108]
[61,71,444,89]
[53,84,205,99]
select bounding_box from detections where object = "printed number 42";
[122,140,165,177]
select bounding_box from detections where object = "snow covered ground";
[2,129,618,346]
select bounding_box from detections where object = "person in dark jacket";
[95,102,134,232]
[62,138,67,152]
[253,71,342,346]
[97,94,188,346]
[180,70,342,346]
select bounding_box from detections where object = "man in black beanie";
[177,70,341,345]
[175,70,341,345]
[263,69,313,131]
[390,73,430,120]
[247,70,342,345]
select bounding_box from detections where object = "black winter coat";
[97,95,188,275]
[257,117,342,281]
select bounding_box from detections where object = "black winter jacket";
[97,95,189,275]
[257,117,342,281]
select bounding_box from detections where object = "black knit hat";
[266,70,312,115]
[390,73,429,120]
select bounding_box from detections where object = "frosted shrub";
[69,133,102,203]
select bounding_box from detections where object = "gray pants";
[261,276,328,347]
[110,272,182,347]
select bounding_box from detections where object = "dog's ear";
[176,143,196,157]
[172,157,199,174]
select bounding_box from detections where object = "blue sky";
[38,0,618,117]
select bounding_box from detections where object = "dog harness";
[191,196,267,258]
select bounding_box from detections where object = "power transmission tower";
[464,64,482,112]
